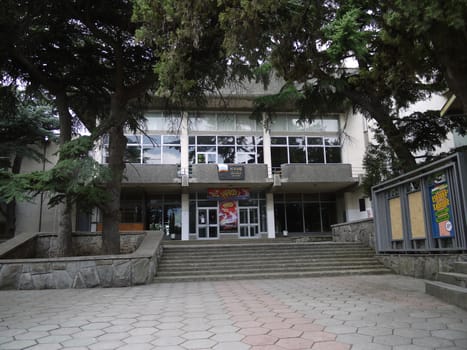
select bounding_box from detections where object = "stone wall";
[331,218,375,249]
[377,254,467,280]
[35,232,145,257]
[0,231,164,289]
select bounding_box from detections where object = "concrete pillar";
[181,193,190,241]
[262,113,272,178]
[266,192,276,238]
[180,112,189,174]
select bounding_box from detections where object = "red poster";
[219,201,238,232]
[208,188,249,201]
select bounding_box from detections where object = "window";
[359,198,366,212]
[270,136,341,165]
[191,135,263,164]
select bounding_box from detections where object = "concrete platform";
[1,274,466,349]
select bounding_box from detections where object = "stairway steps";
[155,268,392,283]
[437,272,467,288]
[453,262,467,274]
[425,260,467,310]
[155,241,390,282]
[160,256,376,265]
[159,258,381,269]
[157,264,387,277]
[425,281,467,310]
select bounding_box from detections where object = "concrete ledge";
[425,280,467,310]
[0,231,164,289]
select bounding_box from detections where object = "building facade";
[85,83,372,240]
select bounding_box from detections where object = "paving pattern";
[0,275,466,349]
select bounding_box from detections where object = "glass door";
[239,207,259,238]
[197,208,219,239]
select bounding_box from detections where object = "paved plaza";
[0,275,466,350]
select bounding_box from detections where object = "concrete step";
[159,257,381,269]
[160,254,376,265]
[453,261,467,274]
[163,242,369,251]
[425,280,467,310]
[155,241,389,283]
[157,263,385,277]
[437,272,467,288]
[155,267,392,283]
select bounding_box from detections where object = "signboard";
[429,175,455,238]
[207,188,250,201]
[218,164,245,180]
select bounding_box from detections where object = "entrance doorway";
[197,208,218,239]
[239,207,259,238]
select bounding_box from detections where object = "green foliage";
[0,137,111,211]
[0,87,58,168]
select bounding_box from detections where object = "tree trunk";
[101,97,127,254]
[434,29,467,115]
[343,88,417,172]
[55,93,73,256]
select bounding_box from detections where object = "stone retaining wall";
[0,231,163,289]
[377,253,467,280]
[331,218,375,248]
[331,219,467,280]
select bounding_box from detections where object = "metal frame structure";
[373,152,467,253]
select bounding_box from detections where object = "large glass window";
[106,134,181,165]
[271,136,341,165]
[190,135,263,164]
[274,193,337,233]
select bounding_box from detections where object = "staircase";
[425,261,467,310]
[155,241,392,283]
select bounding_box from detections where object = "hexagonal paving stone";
[276,337,315,349]
[412,336,454,348]
[241,334,278,346]
[293,323,324,332]
[358,326,393,336]
[89,341,126,350]
[431,329,467,340]
[373,335,412,346]
[239,327,270,336]
[269,328,303,339]
[211,332,245,342]
[325,325,357,334]
[302,331,336,342]
[14,331,49,340]
[73,330,105,338]
[24,344,62,350]
[350,343,391,350]
[36,335,71,343]
[151,336,185,346]
[81,323,111,330]
[336,333,373,345]
[212,341,251,350]
[1,340,38,349]
[61,337,97,347]
[123,335,155,344]
[182,339,218,349]
[311,341,351,350]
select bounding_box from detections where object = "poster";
[219,201,238,232]
[429,176,455,238]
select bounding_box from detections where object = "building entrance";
[197,208,218,239]
[239,207,259,238]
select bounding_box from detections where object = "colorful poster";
[207,188,250,201]
[429,177,455,238]
[219,201,238,232]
